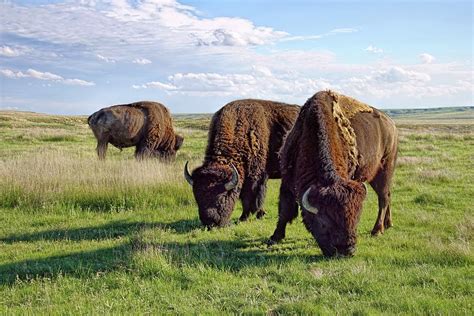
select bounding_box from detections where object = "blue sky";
[0,0,472,114]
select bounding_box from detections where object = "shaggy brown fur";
[88,101,183,160]
[269,91,398,257]
[187,99,300,228]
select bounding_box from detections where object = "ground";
[0,108,472,314]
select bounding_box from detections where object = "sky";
[0,0,472,115]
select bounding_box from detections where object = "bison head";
[184,161,240,228]
[301,181,366,257]
[153,134,184,160]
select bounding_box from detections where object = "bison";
[184,99,300,228]
[88,101,183,160]
[268,91,398,257]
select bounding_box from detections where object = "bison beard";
[269,91,398,257]
[184,99,300,228]
[88,101,183,160]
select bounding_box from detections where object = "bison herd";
[89,90,398,257]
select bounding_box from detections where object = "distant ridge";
[384,106,473,118]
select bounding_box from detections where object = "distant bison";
[88,101,183,160]
[184,99,300,228]
[268,91,398,257]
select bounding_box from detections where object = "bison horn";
[302,186,319,214]
[224,163,239,191]
[184,161,193,186]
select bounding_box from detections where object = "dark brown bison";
[184,99,300,228]
[88,101,183,160]
[268,91,398,257]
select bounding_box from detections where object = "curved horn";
[362,182,368,194]
[224,163,239,191]
[302,186,319,214]
[184,161,193,186]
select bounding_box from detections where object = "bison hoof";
[265,238,278,247]
[371,228,384,236]
[384,220,393,229]
[256,210,266,219]
[239,215,250,222]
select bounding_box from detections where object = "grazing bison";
[88,101,183,160]
[268,91,398,257]
[184,99,300,228]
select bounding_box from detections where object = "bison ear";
[175,135,184,150]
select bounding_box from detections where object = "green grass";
[0,108,472,314]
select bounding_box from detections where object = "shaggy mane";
[327,91,373,176]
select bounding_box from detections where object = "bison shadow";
[0,219,201,244]
[0,220,325,285]
[0,244,132,285]
[132,238,327,272]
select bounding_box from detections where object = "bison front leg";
[135,141,151,160]
[240,176,268,222]
[96,140,108,160]
[268,184,298,245]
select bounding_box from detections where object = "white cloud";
[130,64,472,105]
[133,81,177,90]
[1,68,95,86]
[97,54,116,63]
[365,45,383,54]
[281,28,357,42]
[63,78,95,86]
[371,66,431,83]
[1,69,31,78]
[419,53,436,64]
[132,68,334,101]
[337,66,471,100]
[132,58,152,65]
[0,0,357,56]
[252,65,272,77]
[0,45,24,57]
[26,69,63,81]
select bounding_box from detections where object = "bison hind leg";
[96,140,108,160]
[369,162,396,236]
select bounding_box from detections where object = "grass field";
[0,107,473,314]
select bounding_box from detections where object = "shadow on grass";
[132,238,326,272]
[0,219,202,243]
[0,219,324,285]
[0,244,132,284]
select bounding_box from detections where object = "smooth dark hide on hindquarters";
[88,101,183,160]
[185,99,300,228]
[269,91,398,257]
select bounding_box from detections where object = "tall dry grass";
[0,149,194,212]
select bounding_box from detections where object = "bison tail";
[88,110,104,126]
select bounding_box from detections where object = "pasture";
[0,108,472,314]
